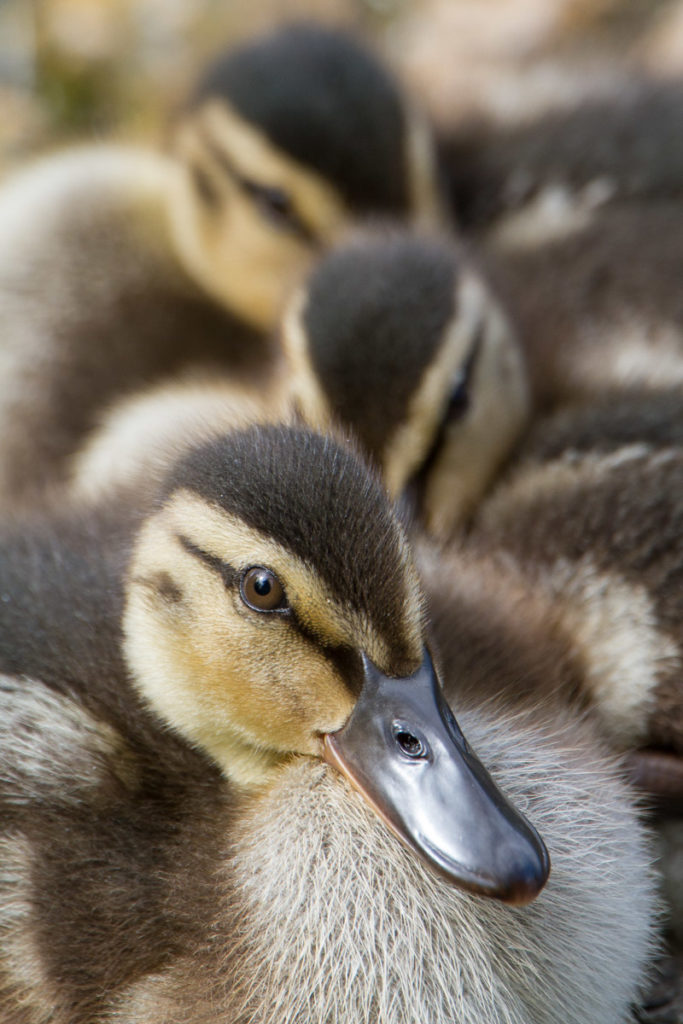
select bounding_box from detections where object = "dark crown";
[303,234,459,460]
[164,425,417,657]
[190,23,410,213]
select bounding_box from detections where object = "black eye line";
[189,161,221,209]
[452,319,485,406]
[291,620,364,699]
[178,535,293,616]
[177,534,239,589]
[198,128,320,246]
[411,317,487,492]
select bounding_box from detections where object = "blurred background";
[2,0,683,178]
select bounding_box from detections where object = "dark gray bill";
[323,648,550,904]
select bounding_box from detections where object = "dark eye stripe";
[409,319,486,492]
[198,127,320,246]
[177,534,239,589]
[190,162,221,208]
[448,319,484,416]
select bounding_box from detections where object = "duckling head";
[282,232,529,540]
[123,424,548,902]
[167,24,444,329]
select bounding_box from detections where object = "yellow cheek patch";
[420,298,529,539]
[125,509,357,785]
[169,104,351,331]
[381,271,528,537]
[279,289,337,433]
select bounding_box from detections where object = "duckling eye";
[245,181,314,242]
[447,369,470,420]
[240,566,288,613]
[253,184,293,221]
[446,325,485,423]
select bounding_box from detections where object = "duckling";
[482,200,683,410]
[0,427,657,1023]
[0,422,548,887]
[0,23,444,502]
[442,78,683,233]
[468,401,683,778]
[71,231,528,542]
[438,79,683,410]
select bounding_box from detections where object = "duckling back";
[472,400,683,758]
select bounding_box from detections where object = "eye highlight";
[240,566,288,613]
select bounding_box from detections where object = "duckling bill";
[325,650,549,902]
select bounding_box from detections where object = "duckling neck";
[192,730,291,789]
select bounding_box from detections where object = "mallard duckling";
[0,23,443,501]
[436,78,683,410]
[443,79,683,233]
[0,434,657,1022]
[469,401,683,775]
[0,423,547,895]
[482,201,683,410]
[72,231,528,541]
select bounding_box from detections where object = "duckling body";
[107,716,654,1024]
[0,146,269,500]
[0,24,443,502]
[471,399,683,763]
[0,672,657,1024]
[443,79,683,233]
[483,201,683,410]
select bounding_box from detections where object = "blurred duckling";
[0,427,656,1023]
[72,232,528,542]
[470,399,683,790]
[0,23,443,501]
[438,79,683,410]
[442,79,683,233]
[483,200,683,411]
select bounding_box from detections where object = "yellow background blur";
[1,0,683,175]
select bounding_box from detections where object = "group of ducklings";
[0,20,681,1024]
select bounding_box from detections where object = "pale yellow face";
[168,101,350,331]
[124,489,423,787]
[167,99,445,332]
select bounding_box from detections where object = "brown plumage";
[438,78,683,411]
[469,397,683,774]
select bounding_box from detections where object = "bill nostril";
[394,726,428,759]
